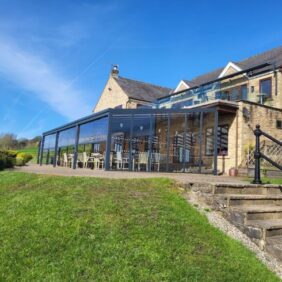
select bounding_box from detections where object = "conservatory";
[39,101,238,175]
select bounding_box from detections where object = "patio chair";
[82,152,89,168]
[114,151,129,170]
[151,152,161,172]
[115,151,123,169]
[63,153,69,167]
[68,154,74,168]
[138,152,149,171]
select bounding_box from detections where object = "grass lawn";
[0,172,280,281]
[261,178,282,185]
[17,147,38,163]
[247,177,282,184]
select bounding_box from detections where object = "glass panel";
[110,115,131,170]
[230,88,240,101]
[184,113,200,173]
[42,134,56,165]
[151,114,168,172]
[168,114,185,172]
[241,85,248,100]
[132,115,151,171]
[57,127,76,167]
[204,125,229,156]
[260,78,271,97]
[201,112,215,172]
[77,117,108,169]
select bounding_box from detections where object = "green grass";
[17,147,38,163]
[262,178,282,184]
[0,172,280,281]
[247,177,282,184]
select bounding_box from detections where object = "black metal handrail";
[253,125,282,184]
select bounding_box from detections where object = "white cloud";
[0,38,91,120]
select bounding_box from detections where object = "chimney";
[111,64,119,78]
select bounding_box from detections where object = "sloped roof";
[183,45,282,87]
[114,76,172,102]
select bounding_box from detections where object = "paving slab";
[11,164,247,185]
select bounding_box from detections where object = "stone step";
[217,194,282,207]
[222,207,282,247]
[214,184,282,195]
[227,205,282,222]
[247,219,282,238]
[266,236,282,262]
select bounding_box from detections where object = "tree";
[0,133,17,149]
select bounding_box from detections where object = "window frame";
[276,120,282,130]
[259,77,272,98]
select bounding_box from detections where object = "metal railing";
[253,125,282,184]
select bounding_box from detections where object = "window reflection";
[42,134,56,165]
[77,117,108,169]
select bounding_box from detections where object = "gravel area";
[183,190,282,279]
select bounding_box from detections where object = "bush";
[15,157,25,166]
[0,153,7,171]
[17,152,33,164]
[6,150,18,158]
[0,150,17,170]
[0,150,33,170]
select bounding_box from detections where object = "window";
[240,84,248,100]
[277,120,282,129]
[205,125,229,156]
[259,78,272,98]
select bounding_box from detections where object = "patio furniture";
[138,152,149,171]
[151,152,161,172]
[63,153,69,167]
[82,152,89,168]
[68,154,74,168]
[114,151,129,170]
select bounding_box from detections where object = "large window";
[57,127,76,167]
[77,117,108,169]
[132,115,151,171]
[259,78,272,98]
[205,125,229,156]
[169,114,185,172]
[42,134,56,165]
[110,115,131,170]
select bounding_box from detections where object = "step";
[217,194,282,207]
[226,205,282,223]
[266,235,282,262]
[247,219,282,238]
[222,207,282,244]
[214,184,282,195]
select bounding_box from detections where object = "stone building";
[93,65,172,113]
[40,46,282,175]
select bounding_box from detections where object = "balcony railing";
[156,89,271,109]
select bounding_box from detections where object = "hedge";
[0,150,33,171]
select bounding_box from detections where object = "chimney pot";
[111,64,119,78]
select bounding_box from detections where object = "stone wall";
[93,76,129,113]
[237,101,282,168]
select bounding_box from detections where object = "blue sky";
[1,0,282,138]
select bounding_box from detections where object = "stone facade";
[93,59,282,174]
[220,67,282,108]
[94,76,131,113]
[214,101,282,174]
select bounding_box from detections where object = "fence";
[252,125,282,184]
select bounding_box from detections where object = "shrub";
[15,157,25,166]
[0,150,16,170]
[6,150,18,158]
[0,152,7,171]
[17,152,33,164]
